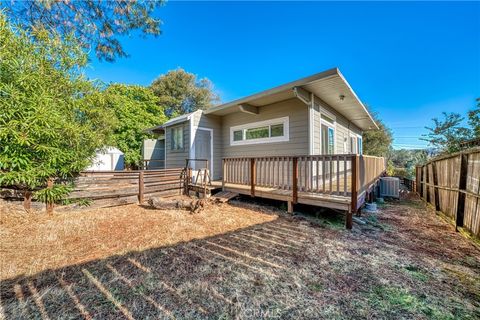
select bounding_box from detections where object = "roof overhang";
[145,110,201,134]
[205,68,378,131]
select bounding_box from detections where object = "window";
[271,124,284,137]
[350,134,362,154]
[230,117,289,146]
[171,126,183,150]
[321,124,335,154]
[246,126,269,140]
[233,130,243,141]
[328,127,335,154]
[357,137,363,154]
[350,136,357,154]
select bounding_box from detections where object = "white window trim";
[320,111,336,154]
[171,125,184,151]
[230,116,289,146]
[357,134,363,155]
[349,133,362,154]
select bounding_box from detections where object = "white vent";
[380,177,400,198]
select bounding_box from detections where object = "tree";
[0,14,113,198]
[102,84,166,168]
[362,113,393,157]
[151,68,219,117]
[1,0,164,62]
[421,112,472,154]
[468,98,480,138]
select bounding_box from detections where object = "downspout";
[309,92,314,155]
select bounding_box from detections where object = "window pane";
[233,130,243,141]
[328,127,335,154]
[246,126,269,140]
[171,127,183,150]
[358,137,362,154]
[270,124,284,137]
[321,114,335,124]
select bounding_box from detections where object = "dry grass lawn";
[1,194,479,319]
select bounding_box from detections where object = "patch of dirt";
[0,199,277,281]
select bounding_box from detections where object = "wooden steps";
[211,191,239,203]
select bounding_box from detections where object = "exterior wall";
[221,98,309,158]
[192,112,223,180]
[312,96,362,155]
[165,122,189,169]
[142,139,165,169]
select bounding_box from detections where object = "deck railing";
[222,154,385,214]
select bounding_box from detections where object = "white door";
[194,128,212,174]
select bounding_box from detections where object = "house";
[148,68,385,227]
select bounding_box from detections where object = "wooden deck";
[211,180,352,211]
[218,154,386,229]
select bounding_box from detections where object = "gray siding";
[312,96,362,155]
[165,122,189,169]
[192,112,223,180]
[222,98,309,158]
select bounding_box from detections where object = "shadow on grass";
[0,215,324,319]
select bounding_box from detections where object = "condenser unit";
[380,177,400,198]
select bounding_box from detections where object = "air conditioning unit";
[380,177,400,198]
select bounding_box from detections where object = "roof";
[205,68,378,130]
[145,110,201,133]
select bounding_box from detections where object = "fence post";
[415,166,421,194]
[138,171,144,203]
[432,161,440,211]
[456,153,468,231]
[46,178,54,215]
[23,191,32,210]
[348,155,359,230]
[250,158,256,197]
[426,165,430,204]
[292,157,298,205]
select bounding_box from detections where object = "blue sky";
[86,1,480,149]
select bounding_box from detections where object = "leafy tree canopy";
[421,112,472,154]
[151,68,219,117]
[101,84,166,168]
[362,113,393,157]
[1,0,164,62]
[468,98,480,138]
[0,14,114,191]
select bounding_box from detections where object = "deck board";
[211,181,351,211]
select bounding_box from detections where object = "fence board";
[417,148,480,238]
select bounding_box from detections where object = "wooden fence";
[2,168,184,211]
[416,148,480,238]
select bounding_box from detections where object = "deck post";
[287,200,293,213]
[455,154,468,231]
[138,171,145,203]
[222,159,226,191]
[348,155,359,229]
[250,158,256,197]
[292,157,298,204]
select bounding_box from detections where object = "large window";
[171,126,184,150]
[230,117,289,146]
